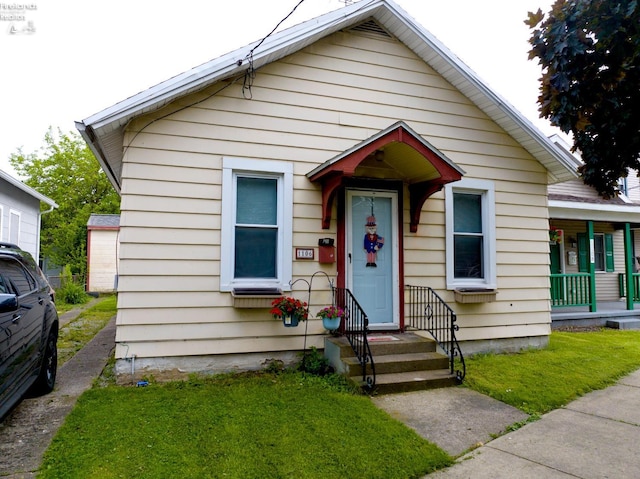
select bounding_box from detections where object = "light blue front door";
[347,190,399,329]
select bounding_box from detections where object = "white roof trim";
[0,169,58,208]
[550,199,640,222]
[77,0,577,191]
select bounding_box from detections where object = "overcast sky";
[0,0,558,178]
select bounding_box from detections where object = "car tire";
[31,329,58,395]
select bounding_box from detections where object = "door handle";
[348,253,352,264]
[12,314,21,324]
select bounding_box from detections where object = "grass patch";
[57,295,117,365]
[39,372,452,479]
[464,329,640,415]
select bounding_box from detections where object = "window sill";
[454,288,498,304]
[232,288,281,309]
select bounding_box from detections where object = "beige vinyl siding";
[549,179,603,199]
[115,29,552,361]
[87,229,119,292]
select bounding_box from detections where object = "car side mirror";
[0,293,19,313]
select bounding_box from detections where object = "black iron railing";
[334,287,375,389]
[405,285,465,382]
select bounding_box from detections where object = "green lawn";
[464,329,640,415]
[57,295,117,365]
[40,325,640,478]
[39,373,451,479]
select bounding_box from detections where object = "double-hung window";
[445,179,496,289]
[220,157,293,292]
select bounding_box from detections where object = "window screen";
[234,177,278,278]
[453,192,484,279]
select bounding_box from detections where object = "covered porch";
[549,199,640,330]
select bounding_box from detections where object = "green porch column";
[624,222,635,310]
[587,220,597,312]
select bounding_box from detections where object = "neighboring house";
[77,0,577,380]
[86,214,120,293]
[548,136,640,312]
[0,169,57,261]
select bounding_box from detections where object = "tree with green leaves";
[526,0,640,198]
[9,128,120,276]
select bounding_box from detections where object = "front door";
[346,190,399,330]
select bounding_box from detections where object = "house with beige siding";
[548,137,640,316]
[77,0,577,382]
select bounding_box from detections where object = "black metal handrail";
[405,285,465,382]
[334,287,375,390]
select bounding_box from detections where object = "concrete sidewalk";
[417,369,640,478]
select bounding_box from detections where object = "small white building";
[0,169,57,261]
[87,214,120,293]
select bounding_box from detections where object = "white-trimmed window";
[445,179,496,290]
[220,157,293,292]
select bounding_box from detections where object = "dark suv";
[0,242,58,420]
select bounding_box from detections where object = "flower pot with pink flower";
[316,305,344,331]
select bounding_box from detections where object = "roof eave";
[79,0,577,186]
[0,169,58,208]
[550,200,640,222]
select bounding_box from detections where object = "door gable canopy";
[307,121,465,232]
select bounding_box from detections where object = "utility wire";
[241,0,307,65]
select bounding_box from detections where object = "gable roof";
[0,169,58,208]
[76,0,577,192]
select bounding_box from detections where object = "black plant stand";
[290,271,334,372]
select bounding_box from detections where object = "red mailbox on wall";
[318,238,335,264]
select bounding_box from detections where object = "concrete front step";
[325,333,458,394]
[606,318,640,330]
[343,351,449,375]
[374,369,458,394]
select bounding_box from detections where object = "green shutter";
[605,233,614,272]
[577,233,588,272]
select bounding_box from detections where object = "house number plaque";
[295,248,314,260]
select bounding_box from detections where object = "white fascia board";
[550,200,640,222]
[379,1,577,183]
[0,169,58,208]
